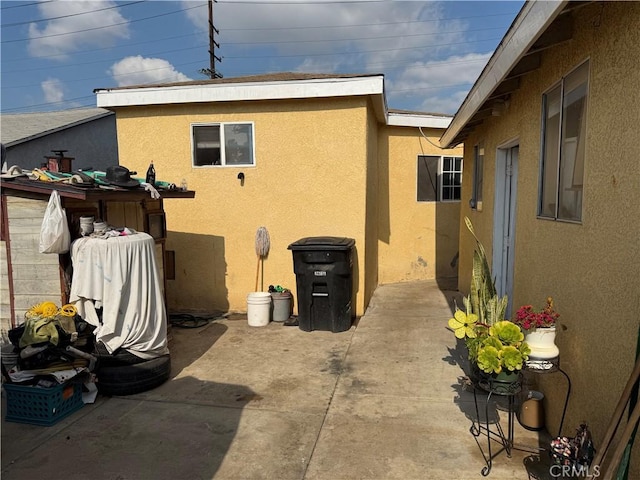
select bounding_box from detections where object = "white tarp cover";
[69,233,168,359]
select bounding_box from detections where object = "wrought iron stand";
[470,373,522,476]
[523,356,571,437]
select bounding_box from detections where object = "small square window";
[417,155,463,202]
[192,122,255,167]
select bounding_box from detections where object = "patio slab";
[2,280,548,479]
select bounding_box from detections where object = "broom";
[255,227,271,292]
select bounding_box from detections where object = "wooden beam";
[488,78,520,99]
[527,12,573,55]
[506,53,542,79]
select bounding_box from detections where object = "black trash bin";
[288,236,355,333]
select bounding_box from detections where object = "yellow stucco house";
[441,1,640,475]
[95,73,462,318]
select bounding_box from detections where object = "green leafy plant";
[475,321,531,374]
[464,216,501,326]
[447,217,529,375]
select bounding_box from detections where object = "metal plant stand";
[522,356,573,480]
[470,373,522,476]
[523,356,571,437]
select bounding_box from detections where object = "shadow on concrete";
[168,320,228,378]
[1,374,258,480]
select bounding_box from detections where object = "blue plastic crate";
[3,381,84,426]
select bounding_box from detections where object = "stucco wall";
[115,97,371,316]
[377,125,462,284]
[457,1,640,470]
[362,103,379,305]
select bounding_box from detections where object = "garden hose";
[168,312,224,328]
[26,302,77,319]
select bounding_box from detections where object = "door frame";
[492,138,519,316]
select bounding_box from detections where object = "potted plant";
[448,217,530,389]
[514,297,560,360]
[449,297,530,387]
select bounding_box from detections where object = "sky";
[0,0,525,115]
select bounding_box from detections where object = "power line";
[0,1,53,10]
[1,32,203,65]
[2,34,500,77]
[224,25,506,46]
[1,1,146,28]
[222,12,516,31]
[1,3,206,44]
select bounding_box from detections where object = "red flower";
[514,297,559,330]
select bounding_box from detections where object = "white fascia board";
[96,76,385,108]
[387,112,451,129]
[440,0,568,148]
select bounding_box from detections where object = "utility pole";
[200,0,222,79]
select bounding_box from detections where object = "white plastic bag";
[39,190,71,254]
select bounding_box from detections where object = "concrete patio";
[2,280,548,479]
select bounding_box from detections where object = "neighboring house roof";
[1,108,113,147]
[388,109,452,129]
[95,72,452,130]
[440,0,585,148]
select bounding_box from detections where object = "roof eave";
[387,111,452,129]
[440,0,569,148]
[96,75,388,123]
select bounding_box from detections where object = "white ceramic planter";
[525,327,559,359]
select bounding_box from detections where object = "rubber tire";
[96,355,171,396]
[95,349,147,368]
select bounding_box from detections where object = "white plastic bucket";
[247,292,272,327]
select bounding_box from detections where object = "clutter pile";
[0,164,182,200]
[1,302,97,426]
[3,302,96,382]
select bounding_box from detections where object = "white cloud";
[387,52,492,113]
[183,0,208,32]
[108,56,193,87]
[41,78,65,103]
[205,1,480,111]
[417,90,470,116]
[28,0,130,59]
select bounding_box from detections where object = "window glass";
[471,144,484,210]
[224,124,254,166]
[442,156,462,201]
[540,86,561,217]
[417,155,462,202]
[192,123,254,167]
[417,155,439,202]
[193,125,221,166]
[558,62,588,221]
[539,61,588,222]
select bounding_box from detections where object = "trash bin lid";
[288,236,355,251]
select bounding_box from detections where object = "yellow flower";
[448,310,478,339]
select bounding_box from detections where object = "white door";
[492,144,518,317]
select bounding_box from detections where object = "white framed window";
[538,60,589,222]
[192,122,255,167]
[417,155,462,202]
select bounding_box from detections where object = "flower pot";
[525,327,559,360]
[477,368,521,395]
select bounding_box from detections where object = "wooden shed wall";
[1,197,62,335]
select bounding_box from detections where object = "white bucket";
[247,292,272,327]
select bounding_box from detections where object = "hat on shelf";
[105,165,140,188]
[0,165,28,179]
